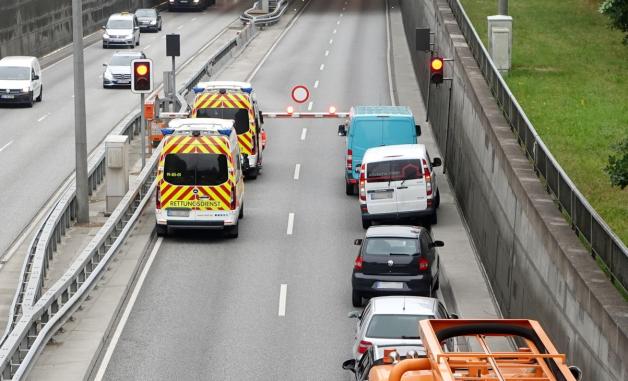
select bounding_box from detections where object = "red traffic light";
[131,59,153,94]
[430,57,444,84]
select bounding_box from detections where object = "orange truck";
[343,319,582,381]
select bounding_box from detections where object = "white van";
[0,56,42,107]
[358,144,441,228]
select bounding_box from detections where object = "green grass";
[459,0,628,246]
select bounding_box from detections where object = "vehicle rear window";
[196,108,250,135]
[366,314,433,339]
[135,9,156,17]
[0,66,30,80]
[365,238,419,256]
[366,159,422,182]
[107,19,133,29]
[164,153,228,186]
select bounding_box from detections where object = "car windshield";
[196,108,250,135]
[0,66,30,80]
[135,9,156,17]
[107,19,132,29]
[366,314,433,339]
[109,55,137,66]
[365,237,419,256]
[367,159,422,182]
[164,153,229,186]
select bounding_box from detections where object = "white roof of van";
[0,56,37,66]
[168,118,234,130]
[196,81,253,90]
[363,144,427,163]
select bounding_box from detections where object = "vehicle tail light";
[359,164,366,201]
[419,257,429,271]
[346,149,353,170]
[422,159,432,196]
[354,255,363,270]
[358,340,372,354]
[427,199,433,208]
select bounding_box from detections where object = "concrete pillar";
[487,15,513,74]
[105,135,129,215]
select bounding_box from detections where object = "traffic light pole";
[72,0,89,223]
[140,93,145,169]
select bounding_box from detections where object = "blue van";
[338,106,421,195]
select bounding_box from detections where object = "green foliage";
[600,0,628,44]
[605,138,628,189]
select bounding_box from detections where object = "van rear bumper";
[361,208,435,222]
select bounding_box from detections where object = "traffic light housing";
[131,59,153,93]
[430,56,444,84]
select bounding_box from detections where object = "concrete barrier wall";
[0,0,161,59]
[399,1,627,380]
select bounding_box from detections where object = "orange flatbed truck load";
[346,319,582,381]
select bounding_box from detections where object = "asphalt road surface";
[0,0,252,255]
[103,0,389,379]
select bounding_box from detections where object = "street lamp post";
[498,0,508,15]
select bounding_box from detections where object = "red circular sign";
[291,85,310,104]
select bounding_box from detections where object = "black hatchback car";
[351,225,443,307]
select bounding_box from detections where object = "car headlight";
[194,0,199,3]
[22,87,30,93]
[150,20,157,25]
[126,34,134,40]
[104,71,113,80]
[103,33,109,39]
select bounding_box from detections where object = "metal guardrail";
[240,0,289,27]
[0,22,256,380]
[445,0,627,290]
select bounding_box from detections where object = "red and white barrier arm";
[262,112,350,119]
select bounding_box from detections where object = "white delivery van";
[0,56,42,107]
[358,144,441,228]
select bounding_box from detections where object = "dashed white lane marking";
[294,164,301,180]
[145,44,151,49]
[320,63,325,71]
[192,17,197,21]
[340,13,343,17]
[329,38,333,45]
[307,101,313,111]
[300,128,307,140]
[337,20,341,25]
[177,25,183,30]
[325,50,329,56]
[94,237,164,381]
[278,284,288,317]
[286,213,295,235]
[0,140,13,153]
[333,29,337,34]
[37,113,50,122]
[314,80,319,88]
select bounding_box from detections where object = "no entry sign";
[291,85,310,104]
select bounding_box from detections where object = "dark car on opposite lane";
[351,225,443,307]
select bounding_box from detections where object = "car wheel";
[352,290,362,307]
[429,212,438,226]
[156,224,168,237]
[36,86,42,102]
[239,203,244,219]
[102,42,107,49]
[433,277,440,292]
[435,190,441,208]
[26,92,34,108]
[158,23,162,31]
[361,217,371,229]
[136,37,140,46]
[224,224,239,239]
[345,182,355,195]
[246,167,258,180]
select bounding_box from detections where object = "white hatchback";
[349,296,454,360]
[359,144,441,228]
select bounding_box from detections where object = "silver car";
[102,51,145,88]
[102,13,141,49]
[349,295,455,360]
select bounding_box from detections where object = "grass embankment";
[459,0,628,245]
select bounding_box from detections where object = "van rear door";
[381,118,416,145]
[364,159,399,215]
[350,120,384,179]
[394,159,426,213]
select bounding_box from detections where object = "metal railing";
[240,0,289,27]
[0,22,256,380]
[445,0,627,290]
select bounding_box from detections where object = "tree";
[599,0,628,45]
[605,138,628,189]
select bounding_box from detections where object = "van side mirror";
[431,157,442,167]
[348,311,361,319]
[415,124,421,136]
[259,110,264,124]
[102,63,108,67]
[430,240,445,248]
[33,75,39,80]
[353,239,363,246]
[338,124,347,136]
[342,359,356,373]
[568,366,582,381]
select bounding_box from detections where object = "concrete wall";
[0,0,161,60]
[398,1,628,380]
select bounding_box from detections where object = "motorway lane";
[103,0,391,379]
[0,1,252,255]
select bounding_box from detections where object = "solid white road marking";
[385,0,395,105]
[94,237,164,381]
[325,50,329,56]
[300,128,307,140]
[314,80,319,88]
[0,140,13,153]
[287,213,295,235]
[307,101,313,111]
[278,284,288,317]
[294,164,301,180]
[320,64,325,71]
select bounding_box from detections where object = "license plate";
[371,191,393,200]
[118,80,130,84]
[375,282,404,289]
[167,209,190,217]
[1,95,15,99]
